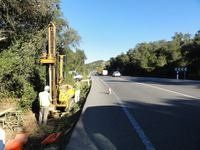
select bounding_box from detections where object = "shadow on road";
[105,79,129,83]
[81,105,145,150]
[122,98,200,150]
[125,76,200,88]
[76,98,200,150]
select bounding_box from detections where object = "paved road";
[66,76,200,150]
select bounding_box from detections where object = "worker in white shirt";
[39,86,52,125]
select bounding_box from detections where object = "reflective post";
[176,71,179,80]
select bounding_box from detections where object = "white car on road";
[112,71,121,77]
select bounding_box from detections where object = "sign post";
[176,71,179,80]
[174,67,187,80]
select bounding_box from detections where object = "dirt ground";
[0,99,19,141]
[1,105,38,143]
[0,99,56,148]
[0,84,90,149]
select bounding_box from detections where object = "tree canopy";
[0,0,87,109]
[107,32,200,80]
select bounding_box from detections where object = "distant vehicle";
[73,74,83,80]
[102,70,108,76]
[112,71,121,77]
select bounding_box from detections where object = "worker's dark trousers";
[39,106,49,125]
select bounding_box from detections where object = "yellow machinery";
[40,22,74,110]
[59,84,75,108]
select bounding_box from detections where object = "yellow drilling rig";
[40,22,75,114]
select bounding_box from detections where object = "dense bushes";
[0,0,87,109]
[0,32,46,108]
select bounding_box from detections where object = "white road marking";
[99,78,156,150]
[136,83,199,99]
[120,77,199,100]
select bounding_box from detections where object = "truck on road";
[102,70,108,76]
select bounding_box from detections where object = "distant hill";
[86,60,109,73]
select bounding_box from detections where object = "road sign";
[184,67,187,71]
[174,67,187,80]
[174,67,187,72]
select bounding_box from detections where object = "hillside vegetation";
[0,0,87,109]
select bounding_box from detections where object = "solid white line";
[134,82,199,100]
[118,77,199,100]
[99,78,156,150]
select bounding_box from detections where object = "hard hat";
[44,86,50,91]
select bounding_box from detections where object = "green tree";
[0,0,86,109]
[107,31,199,79]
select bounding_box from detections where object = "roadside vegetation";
[25,82,91,149]
[0,0,90,148]
[107,32,200,80]
[86,60,108,74]
[0,0,88,109]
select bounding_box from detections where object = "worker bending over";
[39,86,52,125]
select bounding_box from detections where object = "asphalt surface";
[66,76,200,150]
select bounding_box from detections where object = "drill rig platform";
[40,22,75,114]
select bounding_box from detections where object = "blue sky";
[61,0,200,63]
